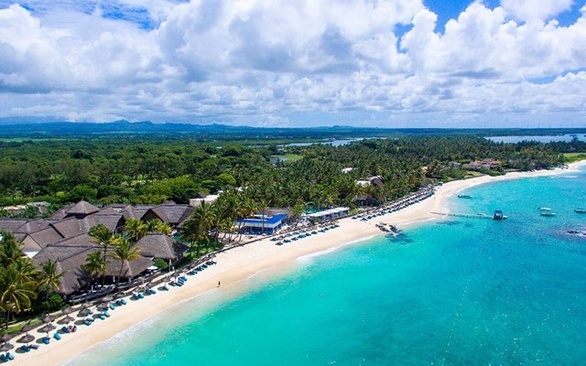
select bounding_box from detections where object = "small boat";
[540,208,556,217]
[493,210,508,220]
[575,208,586,214]
[457,194,472,199]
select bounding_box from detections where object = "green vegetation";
[271,154,304,162]
[0,230,65,332]
[0,135,583,213]
[563,152,586,163]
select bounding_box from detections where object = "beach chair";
[19,345,30,353]
[29,344,39,350]
[42,337,50,344]
[5,352,14,360]
[61,326,69,333]
[0,354,8,362]
[54,333,62,341]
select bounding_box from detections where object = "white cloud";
[0,0,585,127]
[500,0,574,22]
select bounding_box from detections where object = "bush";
[153,258,169,270]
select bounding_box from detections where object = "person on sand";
[217,281,221,287]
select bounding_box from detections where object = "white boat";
[540,207,556,217]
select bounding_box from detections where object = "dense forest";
[1,134,584,215]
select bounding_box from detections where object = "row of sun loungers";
[272,223,341,246]
[353,187,435,222]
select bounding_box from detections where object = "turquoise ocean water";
[68,168,586,366]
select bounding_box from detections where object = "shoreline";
[13,161,586,366]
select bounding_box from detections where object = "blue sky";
[0,0,585,128]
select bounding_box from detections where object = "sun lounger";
[61,326,69,333]
[42,337,50,344]
[54,333,62,340]
[29,344,39,350]
[0,354,8,362]
[19,345,30,353]
[5,352,14,360]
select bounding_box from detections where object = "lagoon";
[67,167,586,366]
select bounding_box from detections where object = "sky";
[0,0,585,128]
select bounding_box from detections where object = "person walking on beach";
[217,281,221,287]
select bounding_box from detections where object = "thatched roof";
[0,219,29,232]
[33,245,95,295]
[12,219,53,234]
[23,227,64,251]
[65,200,100,217]
[85,213,125,233]
[135,233,187,260]
[52,233,97,248]
[51,218,84,238]
[121,205,153,220]
[105,255,152,278]
[142,204,193,226]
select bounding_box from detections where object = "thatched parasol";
[101,296,113,303]
[61,306,75,315]
[42,314,55,324]
[20,324,35,333]
[59,315,75,324]
[17,334,35,344]
[0,343,14,352]
[38,324,56,334]
[1,333,13,343]
[97,303,109,312]
[77,308,93,317]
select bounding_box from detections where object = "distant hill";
[0,120,584,140]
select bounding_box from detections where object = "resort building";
[355,176,385,187]
[189,193,220,207]
[237,214,288,235]
[306,207,350,222]
[0,200,194,300]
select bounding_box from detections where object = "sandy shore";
[12,161,586,365]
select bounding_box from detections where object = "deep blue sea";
[68,167,586,366]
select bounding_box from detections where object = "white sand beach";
[12,161,586,366]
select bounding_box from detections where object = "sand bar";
[12,161,586,365]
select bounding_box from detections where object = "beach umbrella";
[1,334,13,343]
[0,343,14,352]
[61,306,74,315]
[80,303,89,310]
[59,315,75,324]
[77,308,93,317]
[20,324,35,333]
[42,314,55,323]
[38,324,56,334]
[101,295,113,303]
[17,334,35,344]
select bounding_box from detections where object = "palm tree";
[154,221,172,235]
[88,224,113,284]
[290,201,306,228]
[180,201,215,258]
[124,219,148,243]
[82,251,106,290]
[109,236,141,288]
[38,259,65,295]
[0,264,37,330]
[0,230,27,266]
